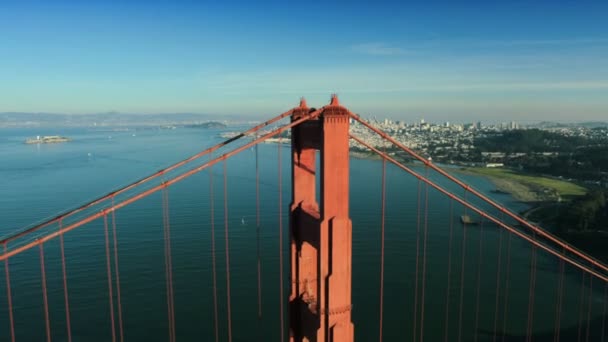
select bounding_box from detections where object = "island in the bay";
[25,135,71,144]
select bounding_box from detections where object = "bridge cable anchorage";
[4,243,16,342]
[347,113,608,275]
[0,109,296,248]
[161,187,176,342]
[103,214,117,342]
[586,274,593,342]
[0,108,322,263]
[526,232,537,342]
[554,247,566,342]
[578,272,586,342]
[278,136,285,342]
[457,190,468,342]
[474,210,484,342]
[39,243,52,342]
[444,199,455,342]
[502,233,513,342]
[111,197,124,342]
[420,165,430,342]
[209,154,219,342]
[59,219,73,342]
[256,136,262,324]
[492,213,504,342]
[378,155,386,342]
[348,133,608,283]
[224,159,233,342]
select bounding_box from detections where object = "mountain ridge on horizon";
[1,112,607,128]
[0,112,254,128]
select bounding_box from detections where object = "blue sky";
[1,1,607,122]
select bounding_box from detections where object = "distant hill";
[0,112,242,128]
[531,121,608,129]
[184,122,227,129]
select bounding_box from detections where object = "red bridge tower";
[289,95,354,342]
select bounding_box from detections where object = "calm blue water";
[0,126,605,341]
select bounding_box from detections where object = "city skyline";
[1,1,607,122]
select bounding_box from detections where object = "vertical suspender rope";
[457,190,469,342]
[585,276,593,342]
[578,273,586,342]
[444,199,455,342]
[111,198,124,342]
[493,215,504,342]
[59,219,72,342]
[4,243,15,342]
[209,158,219,342]
[278,138,285,342]
[256,138,262,322]
[162,186,176,342]
[103,214,117,342]
[554,248,565,342]
[474,220,484,342]
[585,275,593,342]
[379,157,386,342]
[501,233,513,342]
[413,178,422,342]
[419,166,430,342]
[526,234,537,342]
[602,283,607,342]
[224,160,233,342]
[40,243,52,342]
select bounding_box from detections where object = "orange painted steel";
[444,200,455,342]
[413,178,422,342]
[602,285,607,341]
[379,157,386,342]
[457,190,468,342]
[350,134,608,283]
[289,95,355,342]
[578,273,586,341]
[554,252,565,342]
[223,161,232,342]
[209,154,220,342]
[39,244,51,342]
[59,220,73,342]
[3,243,15,342]
[0,109,295,246]
[162,187,176,342]
[419,166,430,342]
[103,214,117,342]
[278,137,285,342]
[492,216,504,342]
[349,114,608,276]
[256,139,262,322]
[0,109,321,262]
[110,199,124,342]
[502,234,513,342]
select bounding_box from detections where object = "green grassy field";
[461,167,587,198]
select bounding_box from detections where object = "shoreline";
[349,150,572,202]
[456,168,544,202]
[454,167,587,203]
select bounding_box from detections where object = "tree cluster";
[475,129,586,153]
[557,190,608,233]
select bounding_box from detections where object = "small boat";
[460,215,479,225]
[241,217,246,225]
